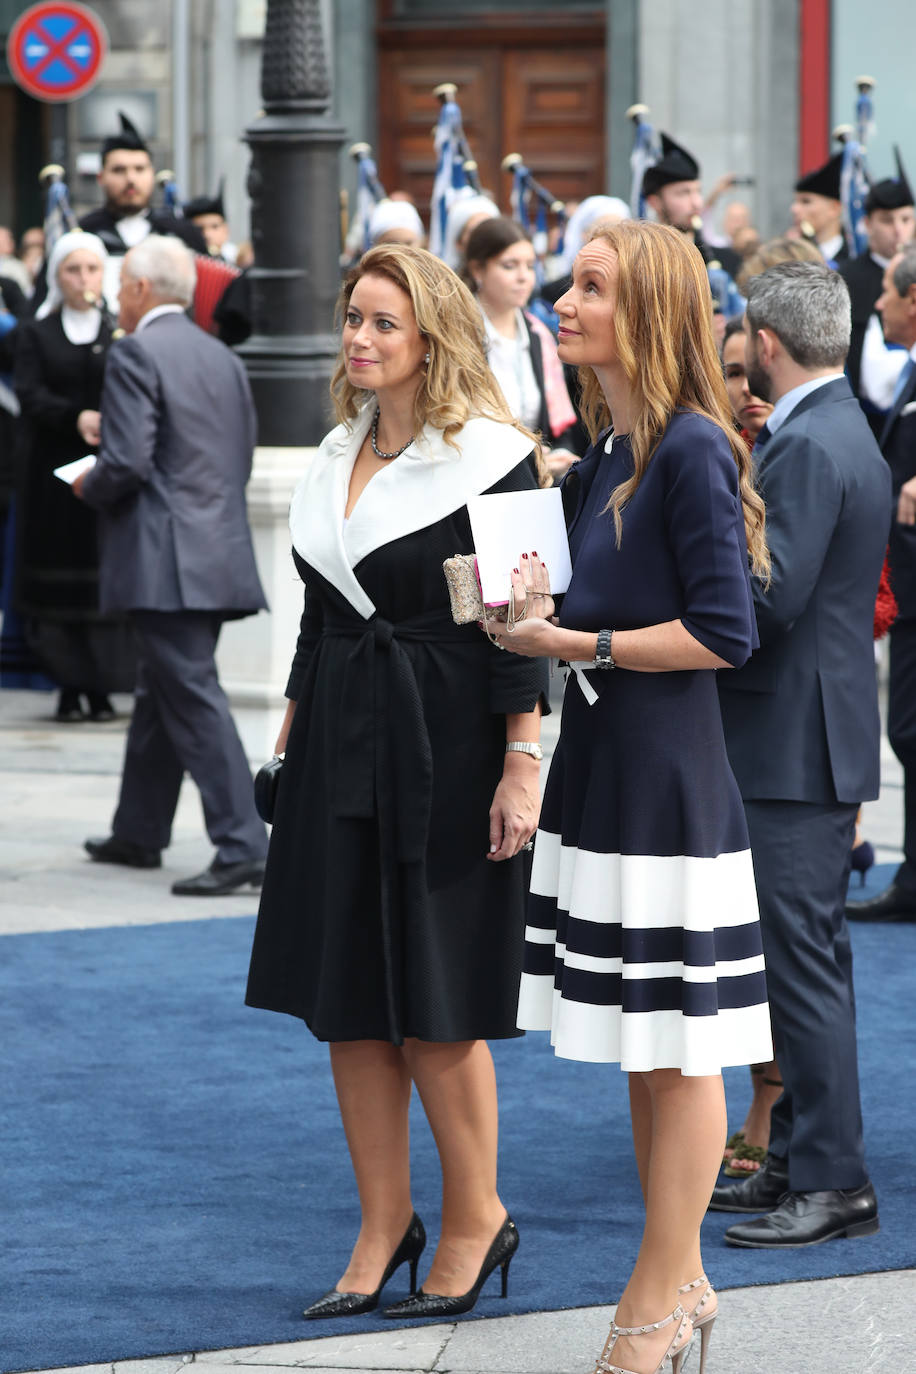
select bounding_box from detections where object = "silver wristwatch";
[506,741,543,761]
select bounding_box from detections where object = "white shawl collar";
[289,406,534,620]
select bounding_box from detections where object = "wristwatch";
[506,741,543,761]
[595,628,616,670]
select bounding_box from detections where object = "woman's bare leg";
[608,1069,726,1374]
[401,1038,507,1297]
[329,1039,415,1293]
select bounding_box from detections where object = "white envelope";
[53,455,97,485]
[468,487,572,606]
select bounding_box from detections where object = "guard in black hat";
[791,152,847,264]
[641,131,743,305]
[183,180,237,263]
[839,147,915,425]
[79,112,206,262]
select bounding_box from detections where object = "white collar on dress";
[289,403,533,619]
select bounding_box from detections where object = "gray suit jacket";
[81,311,267,617]
[718,377,890,805]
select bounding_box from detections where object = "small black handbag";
[253,753,284,824]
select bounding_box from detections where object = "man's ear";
[645,193,661,218]
[755,327,778,368]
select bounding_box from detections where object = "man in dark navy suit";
[848,244,916,923]
[712,262,889,1247]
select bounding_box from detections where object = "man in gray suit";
[75,236,268,895]
[711,262,889,1246]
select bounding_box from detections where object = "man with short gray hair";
[74,236,269,896]
[848,243,916,923]
[711,261,889,1247]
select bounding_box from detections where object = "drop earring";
[423,352,430,364]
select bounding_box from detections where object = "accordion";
[193,253,240,335]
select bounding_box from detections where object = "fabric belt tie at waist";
[324,610,476,863]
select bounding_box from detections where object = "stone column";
[218,0,346,751]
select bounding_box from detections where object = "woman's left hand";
[487,768,541,861]
[484,553,559,657]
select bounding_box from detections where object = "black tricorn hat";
[642,133,701,197]
[101,111,149,163]
[865,146,914,214]
[794,151,843,200]
[184,179,226,221]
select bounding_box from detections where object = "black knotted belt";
[322,606,484,1043]
[324,608,480,862]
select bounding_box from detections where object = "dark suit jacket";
[80,311,267,618]
[880,356,916,619]
[838,253,884,400]
[718,377,890,805]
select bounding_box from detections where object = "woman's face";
[722,329,773,438]
[554,238,619,372]
[343,272,427,399]
[474,240,536,315]
[57,249,104,310]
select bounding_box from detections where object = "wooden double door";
[377,16,606,221]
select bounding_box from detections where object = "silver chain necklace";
[370,407,413,460]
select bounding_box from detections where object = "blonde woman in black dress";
[246,245,548,1321]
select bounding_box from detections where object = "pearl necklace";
[370,407,414,460]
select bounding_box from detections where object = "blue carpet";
[2,908,914,1372]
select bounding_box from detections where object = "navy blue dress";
[517,411,773,1073]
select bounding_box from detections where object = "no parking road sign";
[7,1,108,102]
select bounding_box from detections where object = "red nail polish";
[513,567,520,574]
[522,553,528,560]
[532,550,538,557]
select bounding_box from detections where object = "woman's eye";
[345,312,360,326]
[377,319,393,330]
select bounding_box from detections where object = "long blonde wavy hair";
[576,220,769,579]
[329,244,546,483]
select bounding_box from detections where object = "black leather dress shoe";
[708,1152,789,1213]
[846,881,916,923]
[724,1182,879,1248]
[171,858,265,896]
[85,835,162,868]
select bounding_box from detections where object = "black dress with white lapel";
[246,408,549,1043]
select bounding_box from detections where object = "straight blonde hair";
[576,220,769,579]
[329,244,547,482]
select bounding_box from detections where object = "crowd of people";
[2,105,916,1374]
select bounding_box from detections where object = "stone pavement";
[2,680,913,1374]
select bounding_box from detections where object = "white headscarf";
[368,199,425,245]
[556,196,631,276]
[35,231,109,320]
[443,191,499,269]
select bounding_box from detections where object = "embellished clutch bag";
[442,554,526,643]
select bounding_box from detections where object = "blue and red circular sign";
[7,2,108,102]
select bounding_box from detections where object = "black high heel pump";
[302,1212,426,1320]
[851,840,875,886]
[381,1214,519,1319]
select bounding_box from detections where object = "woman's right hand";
[274,698,297,755]
[77,409,101,446]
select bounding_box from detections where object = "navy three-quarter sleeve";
[661,416,758,668]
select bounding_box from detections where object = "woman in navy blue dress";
[485,221,772,1374]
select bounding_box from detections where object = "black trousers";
[888,618,916,890]
[112,610,267,865]
[744,798,868,1193]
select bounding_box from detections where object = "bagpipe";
[836,76,875,258]
[625,104,661,220]
[348,142,387,255]
[429,82,481,259]
[39,163,78,258]
[501,152,567,265]
[154,169,240,334]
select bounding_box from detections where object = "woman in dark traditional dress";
[246,245,548,1321]
[486,221,772,1374]
[13,230,133,720]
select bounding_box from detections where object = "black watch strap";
[595,627,615,670]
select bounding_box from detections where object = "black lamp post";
[239,0,346,446]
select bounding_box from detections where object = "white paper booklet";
[53,455,97,485]
[468,487,573,606]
